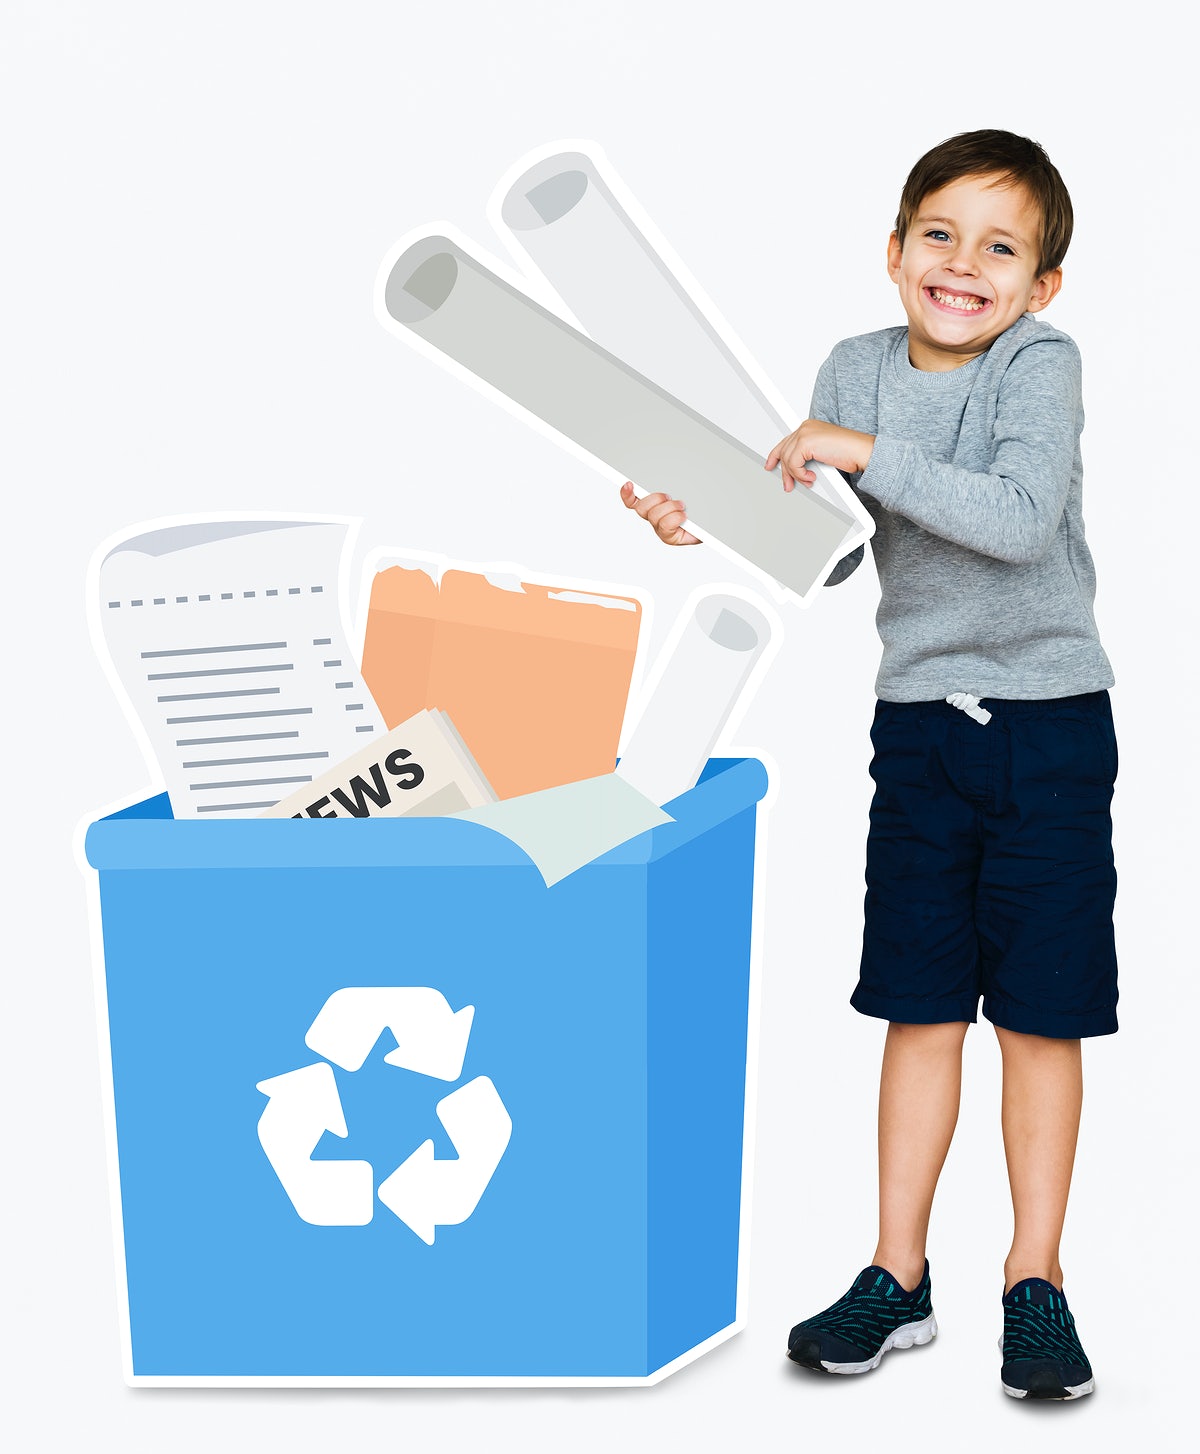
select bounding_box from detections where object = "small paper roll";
[496,149,861,520]
[615,591,774,806]
[499,152,791,455]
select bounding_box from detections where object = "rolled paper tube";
[382,236,855,602]
[498,150,852,519]
[500,154,792,449]
[615,591,773,806]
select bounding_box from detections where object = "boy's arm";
[856,338,1081,565]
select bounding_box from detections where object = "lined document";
[97,520,386,818]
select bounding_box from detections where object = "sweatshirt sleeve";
[855,336,1081,565]
[810,353,866,587]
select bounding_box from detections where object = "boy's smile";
[926,286,989,314]
[887,173,1062,371]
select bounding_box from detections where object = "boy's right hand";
[620,481,700,546]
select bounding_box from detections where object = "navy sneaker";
[1000,1277,1095,1400]
[787,1261,937,1374]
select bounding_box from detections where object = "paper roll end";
[694,594,770,652]
[500,155,592,231]
[384,240,460,325]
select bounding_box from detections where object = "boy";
[621,130,1116,1402]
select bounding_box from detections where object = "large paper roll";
[381,236,854,602]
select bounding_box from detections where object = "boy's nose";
[945,249,979,276]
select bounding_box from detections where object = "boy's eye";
[988,243,1015,256]
[925,230,951,242]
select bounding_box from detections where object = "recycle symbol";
[255,987,511,1244]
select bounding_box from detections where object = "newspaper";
[262,708,496,819]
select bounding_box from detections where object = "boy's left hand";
[766,420,875,491]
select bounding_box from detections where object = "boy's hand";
[766,420,875,491]
[620,481,700,546]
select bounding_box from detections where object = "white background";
[3,2,1195,1448]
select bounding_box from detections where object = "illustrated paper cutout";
[79,141,788,1392]
[375,140,875,605]
[616,588,779,806]
[454,771,672,887]
[379,233,854,603]
[94,518,385,817]
[361,557,642,800]
[261,708,496,819]
[496,148,850,514]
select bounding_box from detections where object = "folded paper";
[362,560,641,800]
[454,772,672,888]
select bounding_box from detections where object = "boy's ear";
[886,231,903,283]
[1027,267,1064,314]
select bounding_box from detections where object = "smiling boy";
[622,130,1117,1401]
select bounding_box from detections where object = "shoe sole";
[1001,1376,1095,1401]
[997,1338,1095,1399]
[788,1313,938,1374]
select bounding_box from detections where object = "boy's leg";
[786,1019,960,1373]
[994,1026,1092,1399]
[873,1019,971,1290]
[995,1026,1082,1291]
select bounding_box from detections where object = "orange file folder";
[361,565,642,800]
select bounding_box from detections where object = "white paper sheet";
[97,519,386,817]
[454,774,672,888]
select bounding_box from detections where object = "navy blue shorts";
[853,691,1119,1038]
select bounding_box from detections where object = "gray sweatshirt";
[813,313,1114,702]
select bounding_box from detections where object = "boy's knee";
[888,1019,970,1046]
[994,1024,1081,1054]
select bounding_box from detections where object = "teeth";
[931,288,986,311]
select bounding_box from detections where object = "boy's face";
[887,173,1062,371]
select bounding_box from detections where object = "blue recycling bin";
[83,757,768,1384]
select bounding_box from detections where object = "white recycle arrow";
[377,1076,512,1245]
[255,1062,373,1226]
[304,986,474,1081]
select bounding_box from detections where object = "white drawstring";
[946,692,992,725]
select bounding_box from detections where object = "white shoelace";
[945,692,992,725]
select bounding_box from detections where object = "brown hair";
[895,130,1073,276]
